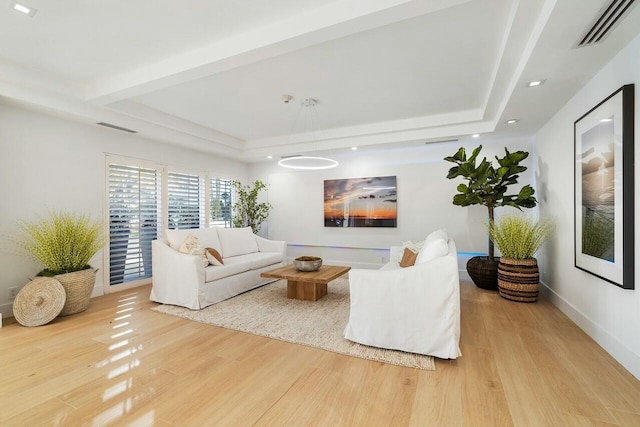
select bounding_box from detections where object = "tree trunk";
[488,205,495,261]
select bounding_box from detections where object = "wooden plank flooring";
[1,279,640,426]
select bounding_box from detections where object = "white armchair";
[344,239,461,359]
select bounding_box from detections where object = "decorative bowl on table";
[293,256,323,272]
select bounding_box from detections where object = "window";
[106,156,234,291]
[167,172,205,229]
[210,178,232,228]
[108,163,160,286]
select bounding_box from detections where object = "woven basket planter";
[497,258,539,302]
[54,268,97,316]
[466,256,500,290]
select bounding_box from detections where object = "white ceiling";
[1,0,639,162]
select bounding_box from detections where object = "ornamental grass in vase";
[488,214,552,302]
[18,212,105,315]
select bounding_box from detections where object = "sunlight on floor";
[88,291,157,426]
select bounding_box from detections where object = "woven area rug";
[151,278,435,370]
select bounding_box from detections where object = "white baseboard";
[0,302,12,322]
[91,283,104,298]
[458,269,471,282]
[540,281,640,381]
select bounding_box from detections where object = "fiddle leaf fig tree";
[232,180,272,234]
[444,145,537,260]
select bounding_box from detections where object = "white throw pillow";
[166,228,191,249]
[166,228,222,252]
[217,227,259,258]
[179,235,209,267]
[402,240,425,253]
[425,229,449,243]
[416,238,449,264]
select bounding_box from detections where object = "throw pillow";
[205,247,224,266]
[399,248,418,268]
[416,238,449,264]
[179,235,209,267]
[425,229,449,243]
[401,240,425,253]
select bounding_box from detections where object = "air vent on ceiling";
[280,154,302,159]
[96,122,137,133]
[425,138,458,145]
[576,0,637,48]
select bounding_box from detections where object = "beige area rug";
[152,278,435,370]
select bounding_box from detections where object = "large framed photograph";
[574,84,634,289]
[324,176,397,227]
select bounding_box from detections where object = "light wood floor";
[2,280,640,426]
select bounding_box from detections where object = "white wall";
[251,138,534,269]
[535,32,640,380]
[0,103,248,320]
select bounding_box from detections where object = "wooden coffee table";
[261,264,351,301]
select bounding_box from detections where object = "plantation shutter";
[108,164,160,285]
[209,178,232,228]
[167,172,204,229]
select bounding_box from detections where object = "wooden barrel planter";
[497,258,539,302]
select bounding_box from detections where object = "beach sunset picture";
[579,119,615,262]
[324,176,397,227]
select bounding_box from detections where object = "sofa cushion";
[426,229,449,243]
[205,247,224,266]
[399,248,418,268]
[416,238,449,264]
[217,227,259,258]
[224,252,282,270]
[166,228,222,252]
[204,261,252,282]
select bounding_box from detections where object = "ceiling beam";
[87,0,472,105]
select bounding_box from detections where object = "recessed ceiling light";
[600,118,613,122]
[472,134,480,138]
[10,1,37,16]
[267,155,273,159]
[527,80,546,87]
[351,147,358,150]
[506,119,519,124]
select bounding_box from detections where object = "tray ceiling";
[1,0,639,161]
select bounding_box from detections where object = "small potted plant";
[488,214,553,302]
[18,211,105,315]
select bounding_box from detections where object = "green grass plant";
[18,211,105,275]
[488,214,553,259]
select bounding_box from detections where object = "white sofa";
[344,234,461,359]
[151,227,286,310]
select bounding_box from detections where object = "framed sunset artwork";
[324,176,397,227]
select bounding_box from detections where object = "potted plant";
[444,145,537,289]
[488,214,553,302]
[18,211,105,315]
[232,180,272,234]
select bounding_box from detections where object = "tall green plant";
[488,214,552,259]
[232,180,272,234]
[444,145,538,260]
[18,211,105,275]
